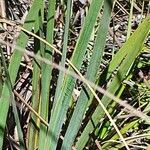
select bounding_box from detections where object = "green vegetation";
[0,0,150,149]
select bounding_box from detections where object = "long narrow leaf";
[46,0,104,149]
[0,47,25,149]
[46,0,72,149]
[38,0,56,149]
[61,0,113,149]
[28,8,44,149]
[0,0,42,148]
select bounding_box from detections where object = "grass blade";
[0,47,25,149]
[0,58,3,96]
[0,0,42,148]
[27,8,44,149]
[61,0,112,149]
[52,0,72,109]
[46,0,104,149]
[127,0,134,39]
[38,0,56,149]
[45,0,72,149]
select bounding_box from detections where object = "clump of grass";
[0,0,150,149]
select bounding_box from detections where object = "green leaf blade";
[0,0,42,148]
[46,0,104,149]
[61,0,112,149]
